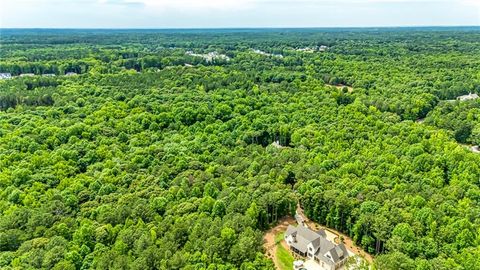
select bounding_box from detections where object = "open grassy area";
[275,232,285,243]
[275,232,294,270]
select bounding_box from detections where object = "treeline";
[425,100,480,144]
[0,28,480,270]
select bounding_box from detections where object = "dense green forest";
[0,28,480,270]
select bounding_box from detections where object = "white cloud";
[102,0,480,10]
[96,0,255,10]
[1,0,478,27]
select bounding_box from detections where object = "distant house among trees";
[0,73,12,80]
[65,72,78,76]
[186,51,230,62]
[319,45,328,52]
[457,93,479,101]
[295,45,328,53]
[285,225,349,270]
[271,140,284,149]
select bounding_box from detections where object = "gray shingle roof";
[285,225,349,265]
[285,225,298,237]
[331,244,348,263]
[317,229,327,238]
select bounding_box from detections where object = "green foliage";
[0,28,480,269]
[274,233,294,270]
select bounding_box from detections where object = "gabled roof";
[285,225,298,237]
[311,237,321,249]
[286,225,323,253]
[296,225,322,242]
[328,243,349,263]
[317,229,327,238]
[313,236,335,257]
[285,225,350,265]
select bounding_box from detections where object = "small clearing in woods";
[326,84,354,93]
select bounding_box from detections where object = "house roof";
[296,224,323,241]
[286,225,319,253]
[286,225,297,237]
[285,225,333,254]
[329,244,349,263]
[285,225,349,265]
[457,93,479,101]
[317,229,327,238]
[313,235,335,263]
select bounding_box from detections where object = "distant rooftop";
[457,93,479,101]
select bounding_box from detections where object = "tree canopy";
[0,28,480,270]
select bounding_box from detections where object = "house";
[295,45,328,53]
[186,51,230,63]
[271,140,284,149]
[0,73,12,80]
[319,45,328,52]
[252,49,283,58]
[457,93,479,101]
[285,225,349,270]
[20,73,35,77]
[65,72,77,76]
[42,73,56,77]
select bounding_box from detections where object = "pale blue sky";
[1,0,479,28]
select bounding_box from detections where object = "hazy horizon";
[1,26,480,30]
[1,0,479,29]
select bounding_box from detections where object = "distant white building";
[457,93,479,101]
[319,45,328,52]
[271,140,285,149]
[20,73,35,77]
[0,73,12,80]
[65,72,77,76]
[295,45,328,53]
[252,49,283,58]
[186,51,230,62]
[42,73,56,77]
